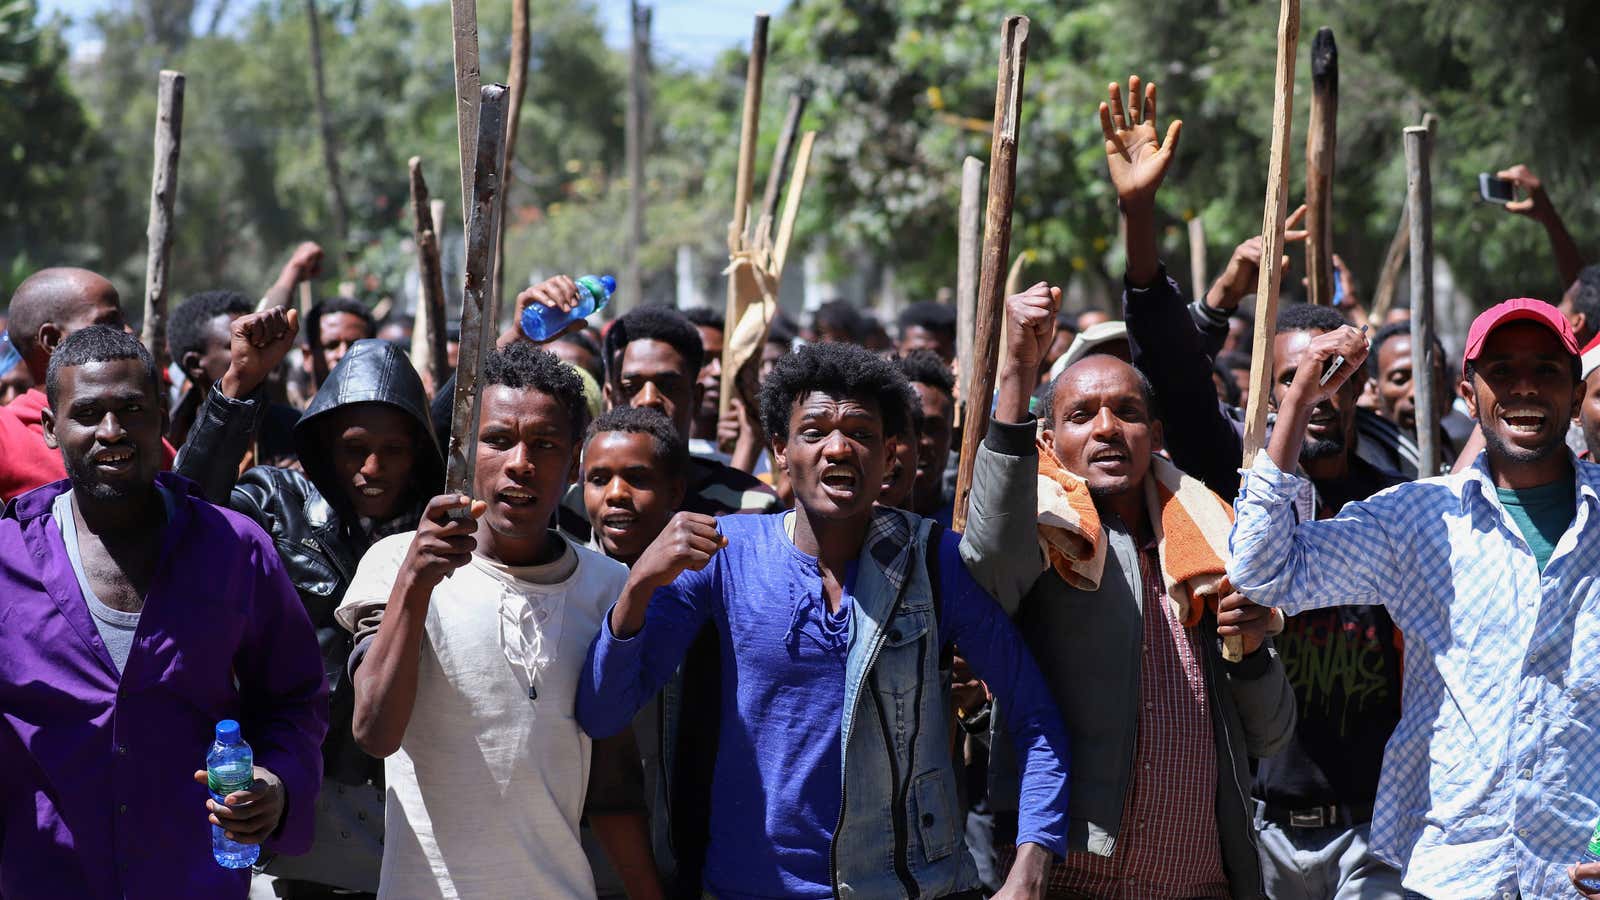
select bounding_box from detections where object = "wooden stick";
[1372,113,1437,321]
[1237,0,1302,661]
[1241,0,1302,466]
[1188,216,1207,302]
[410,157,450,393]
[444,84,509,500]
[754,87,809,249]
[450,0,481,231]
[1371,211,1409,323]
[955,156,984,430]
[719,13,769,420]
[952,15,1029,534]
[492,0,530,316]
[772,131,816,280]
[140,70,185,370]
[1405,125,1438,477]
[622,0,651,313]
[306,0,349,250]
[1305,27,1338,306]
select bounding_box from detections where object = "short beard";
[1481,419,1566,465]
[1301,436,1345,461]
[63,456,138,501]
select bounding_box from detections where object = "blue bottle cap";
[215,719,241,743]
[599,275,617,293]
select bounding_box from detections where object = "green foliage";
[2,0,1597,321]
[0,0,116,294]
[767,0,1600,308]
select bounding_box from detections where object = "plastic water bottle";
[521,274,616,341]
[206,719,260,869]
[1580,816,1600,891]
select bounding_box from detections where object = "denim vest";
[833,509,980,899]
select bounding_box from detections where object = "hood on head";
[293,338,444,519]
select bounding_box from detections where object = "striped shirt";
[1050,542,1228,899]
[1230,451,1600,900]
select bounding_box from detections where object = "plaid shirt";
[1231,451,1600,900]
[1048,542,1228,899]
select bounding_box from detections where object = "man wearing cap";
[1230,297,1600,900]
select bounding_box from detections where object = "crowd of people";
[3,76,1600,900]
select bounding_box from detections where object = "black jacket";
[175,339,444,782]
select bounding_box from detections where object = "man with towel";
[959,275,1295,899]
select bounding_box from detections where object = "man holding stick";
[1230,298,1600,900]
[1110,75,1408,899]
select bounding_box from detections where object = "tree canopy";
[2,0,1596,323]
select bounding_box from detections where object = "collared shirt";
[1052,542,1227,899]
[0,473,329,900]
[1230,451,1600,900]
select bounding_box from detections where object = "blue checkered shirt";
[1229,451,1600,900]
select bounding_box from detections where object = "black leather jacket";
[175,339,444,783]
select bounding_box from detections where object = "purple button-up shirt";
[0,473,329,900]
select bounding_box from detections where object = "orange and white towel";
[1036,442,1236,627]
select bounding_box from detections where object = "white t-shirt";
[336,533,629,900]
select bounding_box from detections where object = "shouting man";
[578,341,1071,899]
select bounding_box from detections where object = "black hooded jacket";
[175,339,443,783]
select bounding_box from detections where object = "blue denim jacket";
[833,510,979,898]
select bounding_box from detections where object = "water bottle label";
[1590,824,1600,856]
[208,769,253,796]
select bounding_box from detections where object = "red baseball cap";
[1461,298,1579,378]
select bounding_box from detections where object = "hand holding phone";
[1479,173,1515,205]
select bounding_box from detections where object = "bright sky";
[37,0,789,68]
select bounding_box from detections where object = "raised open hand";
[1208,205,1307,311]
[1098,76,1183,208]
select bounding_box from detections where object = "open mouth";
[496,486,537,508]
[820,466,860,495]
[600,511,638,535]
[357,485,386,498]
[1088,447,1129,465]
[1501,407,1548,435]
[92,448,135,472]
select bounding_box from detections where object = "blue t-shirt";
[577,512,1069,899]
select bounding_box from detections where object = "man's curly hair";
[759,341,915,441]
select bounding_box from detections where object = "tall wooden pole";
[955,156,984,427]
[771,131,817,280]
[754,88,809,248]
[1187,217,1207,301]
[1236,0,1302,660]
[622,0,651,313]
[450,0,481,231]
[718,14,768,420]
[1305,27,1338,306]
[1241,0,1302,466]
[141,70,185,370]
[1372,112,1437,321]
[410,158,450,393]
[445,84,509,500]
[1405,125,1438,477]
[492,0,530,316]
[952,15,1029,534]
[306,0,349,251]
